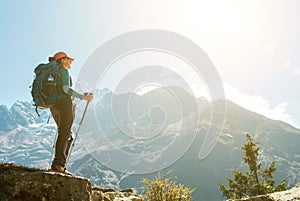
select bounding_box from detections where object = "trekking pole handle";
[84,92,93,96]
[83,92,93,102]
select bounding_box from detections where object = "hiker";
[48,51,93,174]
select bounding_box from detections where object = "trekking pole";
[66,97,91,166]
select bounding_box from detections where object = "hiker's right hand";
[83,93,93,101]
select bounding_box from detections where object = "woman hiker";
[48,51,93,174]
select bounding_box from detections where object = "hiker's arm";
[60,68,84,100]
[62,85,84,99]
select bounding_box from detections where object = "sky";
[1,0,300,127]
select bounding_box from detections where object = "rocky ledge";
[230,184,300,201]
[0,163,142,201]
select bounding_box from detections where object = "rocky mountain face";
[0,163,142,201]
[1,88,300,201]
[0,102,36,131]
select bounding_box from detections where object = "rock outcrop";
[0,163,142,201]
[230,184,300,201]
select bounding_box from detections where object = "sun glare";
[178,1,258,40]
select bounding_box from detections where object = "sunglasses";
[63,57,73,62]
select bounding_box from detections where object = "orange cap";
[49,51,74,61]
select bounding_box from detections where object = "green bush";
[218,133,286,199]
[142,172,195,201]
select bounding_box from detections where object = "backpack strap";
[35,106,40,117]
[47,112,51,124]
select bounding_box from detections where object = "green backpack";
[30,61,62,115]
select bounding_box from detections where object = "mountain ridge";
[1,88,300,200]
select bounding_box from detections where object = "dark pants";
[50,97,74,169]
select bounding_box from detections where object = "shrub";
[142,172,195,201]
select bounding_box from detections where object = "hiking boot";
[49,165,72,176]
[63,169,73,176]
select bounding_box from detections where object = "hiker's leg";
[52,98,74,169]
[50,107,60,125]
[65,134,73,157]
[65,102,75,157]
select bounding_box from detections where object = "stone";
[0,163,142,201]
[0,163,91,201]
[230,184,300,201]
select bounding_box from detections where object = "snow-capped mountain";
[0,100,122,191]
[0,105,11,131]
[0,101,49,131]
[1,88,300,201]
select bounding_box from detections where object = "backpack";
[30,61,61,116]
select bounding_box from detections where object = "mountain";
[117,98,300,200]
[1,88,300,201]
[0,101,48,131]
